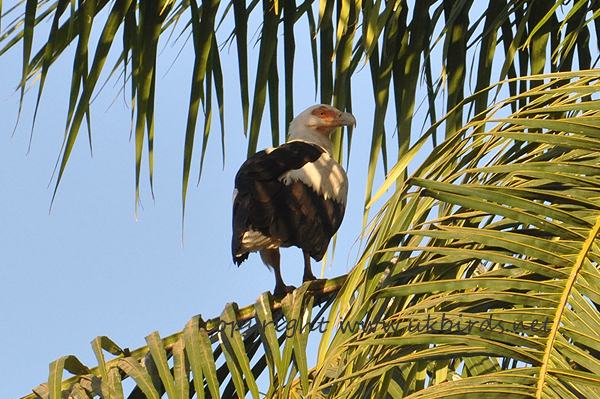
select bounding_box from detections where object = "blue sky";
[0,4,407,397]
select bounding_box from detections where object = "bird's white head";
[287,104,356,154]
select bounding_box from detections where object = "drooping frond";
[2,0,600,222]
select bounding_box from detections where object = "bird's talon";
[273,285,296,296]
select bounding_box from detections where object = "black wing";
[232,142,345,264]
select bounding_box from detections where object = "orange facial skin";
[312,106,339,121]
[312,106,346,132]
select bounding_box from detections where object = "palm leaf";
[304,72,600,398]
[2,0,600,219]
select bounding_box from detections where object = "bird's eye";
[318,111,326,117]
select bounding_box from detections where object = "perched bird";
[232,104,356,295]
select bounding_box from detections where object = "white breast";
[278,152,348,203]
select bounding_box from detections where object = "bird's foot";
[273,284,296,296]
[303,272,318,282]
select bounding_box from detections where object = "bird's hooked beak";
[337,112,357,128]
[340,112,356,127]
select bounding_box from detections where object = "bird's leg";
[260,249,295,296]
[303,251,317,282]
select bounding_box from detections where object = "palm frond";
[3,0,600,218]
[22,277,346,399]
[306,72,600,398]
